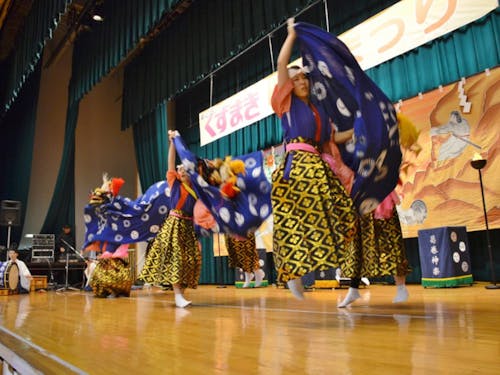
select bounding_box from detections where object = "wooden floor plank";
[0,283,499,374]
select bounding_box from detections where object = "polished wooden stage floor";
[1,282,499,374]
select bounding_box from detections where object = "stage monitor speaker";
[0,200,22,226]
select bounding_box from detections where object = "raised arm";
[167,130,177,172]
[277,18,296,88]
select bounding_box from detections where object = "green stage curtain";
[123,0,401,129]
[40,1,182,235]
[133,102,168,190]
[0,62,42,247]
[40,101,78,235]
[1,0,70,114]
[70,0,182,105]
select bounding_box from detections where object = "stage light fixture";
[90,0,106,23]
[92,14,104,22]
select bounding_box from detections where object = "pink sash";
[286,142,354,193]
[286,142,320,155]
[169,210,193,221]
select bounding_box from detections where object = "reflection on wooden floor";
[0,282,499,374]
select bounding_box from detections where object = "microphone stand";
[60,238,86,262]
[4,220,13,261]
[56,238,83,292]
[46,258,56,290]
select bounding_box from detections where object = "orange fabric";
[193,200,216,230]
[220,181,240,198]
[166,170,178,187]
[167,170,189,209]
[83,241,104,253]
[271,80,294,117]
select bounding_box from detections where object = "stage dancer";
[338,191,410,307]
[290,22,401,216]
[193,197,264,289]
[271,18,357,299]
[172,134,272,238]
[138,130,201,308]
[225,233,265,288]
[338,115,421,307]
[83,171,173,259]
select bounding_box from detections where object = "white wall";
[21,46,73,247]
[21,45,138,252]
[75,69,137,250]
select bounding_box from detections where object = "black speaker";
[0,200,22,226]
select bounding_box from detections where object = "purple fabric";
[295,22,402,214]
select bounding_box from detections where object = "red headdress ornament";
[110,178,125,196]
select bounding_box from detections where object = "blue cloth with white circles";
[173,135,272,237]
[295,22,402,214]
[83,180,171,251]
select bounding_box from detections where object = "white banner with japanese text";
[199,73,277,146]
[343,0,498,70]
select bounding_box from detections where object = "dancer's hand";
[168,130,179,141]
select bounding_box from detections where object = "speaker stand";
[5,224,12,261]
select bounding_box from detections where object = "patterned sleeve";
[271,80,294,118]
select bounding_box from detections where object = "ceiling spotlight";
[92,14,104,22]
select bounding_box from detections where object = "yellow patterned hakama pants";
[341,209,410,278]
[91,258,132,298]
[138,210,201,289]
[272,148,357,284]
[225,233,260,273]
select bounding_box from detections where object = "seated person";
[8,249,32,293]
[56,224,76,261]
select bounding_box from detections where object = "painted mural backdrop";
[397,67,500,238]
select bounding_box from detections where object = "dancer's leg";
[338,278,361,307]
[393,275,409,303]
[287,277,305,300]
[254,269,265,287]
[243,272,254,288]
[173,284,192,308]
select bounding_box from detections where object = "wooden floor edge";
[0,327,87,375]
[0,341,44,375]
